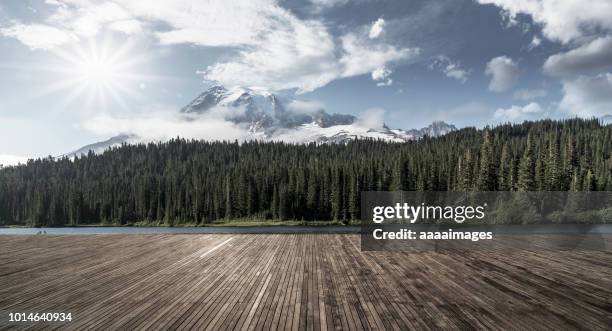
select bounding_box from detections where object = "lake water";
[0,225,361,235]
[0,224,610,235]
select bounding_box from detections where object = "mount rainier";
[67,85,456,156]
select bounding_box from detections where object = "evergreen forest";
[0,118,610,226]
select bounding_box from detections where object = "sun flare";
[37,36,150,111]
[76,57,116,85]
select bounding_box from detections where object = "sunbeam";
[27,35,152,112]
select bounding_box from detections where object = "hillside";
[0,118,610,226]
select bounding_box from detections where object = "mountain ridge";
[65,85,457,157]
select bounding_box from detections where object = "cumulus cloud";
[371,67,392,86]
[428,55,470,83]
[369,18,385,39]
[0,1,143,48]
[560,73,612,117]
[0,23,77,50]
[339,32,418,79]
[0,0,417,93]
[207,22,419,93]
[477,0,612,44]
[0,154,29,167]
[513,88,547,101]
[204,21,416,93]
[202,13,341,93]
[52,1,142,37]
[544,36,612,76]
[485,56,520,92]
[494,102,543,121]
[185,3,416,93]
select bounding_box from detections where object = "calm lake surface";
[0,226,361,235]
[0,224,610,235]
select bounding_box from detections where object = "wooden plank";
[0,234,610,330]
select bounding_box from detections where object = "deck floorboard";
[0,234,610,330]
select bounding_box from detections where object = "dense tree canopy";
[0,118,610,226]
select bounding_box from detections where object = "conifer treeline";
[0,118,610,226]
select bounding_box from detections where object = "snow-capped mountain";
[64,85,456,157]
[178,85,455,141]
[180,85,356,132]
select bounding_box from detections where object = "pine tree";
[476,129,496,191]
[0,118,607,226]
[518,134,536,191]
[498,144,511,190]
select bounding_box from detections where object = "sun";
[76,57,116,85]
[38,36,150,111]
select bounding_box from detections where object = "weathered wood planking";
[0,234,610,330]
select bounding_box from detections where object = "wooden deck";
[0,234,610,330]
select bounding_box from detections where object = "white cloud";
[527,35,541,50]
[83,111,249,143]
[58,2,140,37]
[109,19,143,35]
[0,23,77,50]
[428,55,470,83]
[357,108,385,130]
[1,1,417,93]
[142,1,274,47]
[205,28,417,93]
[371,67,392,86]
[309,0,349,10]
[0,2,142,49]
[369,18,385,39]
[286,99,325,115]
[544,36,612,76]
[513,88,547,101]
[560,73,612,117]
[485,56,520,92]
[39,0,269,47]
[494,102,543,121]
[202,13,342,93]
[477,0,612,44]
[0,154,29,167]
[339,32,418,79]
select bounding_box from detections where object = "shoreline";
[0,220,361,228]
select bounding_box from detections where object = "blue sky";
[0,0,611,161]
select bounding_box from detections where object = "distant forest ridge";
[0,118,610,226]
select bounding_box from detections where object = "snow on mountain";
[412,120,456,137]
[61,134,133,158]
[64,85,456,157]
[272,123,417,143]
[180,85,356,132]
